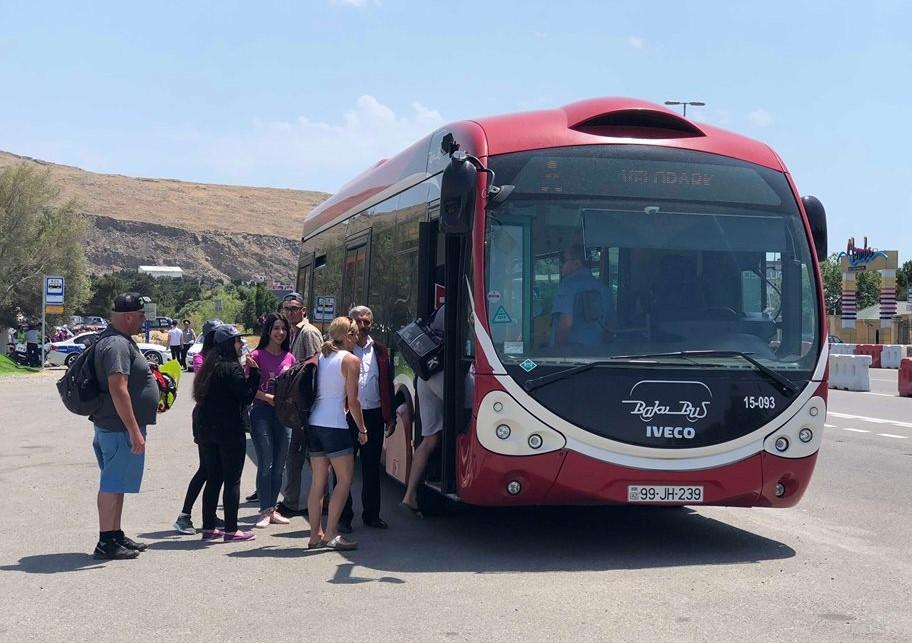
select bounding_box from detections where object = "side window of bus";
[297,254,314,312]
[342,231,370,313]
[311,220,348,331]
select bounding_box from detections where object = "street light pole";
[664,100,706,117]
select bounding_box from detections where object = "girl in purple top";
[249,313,297,528]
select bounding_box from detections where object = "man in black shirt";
[90,292,159,560]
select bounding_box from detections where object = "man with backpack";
[274,292,323,519]
[90,292,159,560]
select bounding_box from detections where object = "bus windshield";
[484,145,820,374]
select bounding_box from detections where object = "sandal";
[324,535,358,551]
[400,501,424,518]
[307,539,325,549]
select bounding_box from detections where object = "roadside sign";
[44,305,64,314]
[144,302,157,319]
[45,276,64,304]
[314,295,336,322]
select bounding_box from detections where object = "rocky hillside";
[0,150,330,281]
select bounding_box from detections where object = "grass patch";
[0,354,41,376]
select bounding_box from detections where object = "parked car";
[45,331,171,367]
[82,316,108,327]
[827,334,844,344]
[147,316,175,330]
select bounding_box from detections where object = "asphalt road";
[0,368,910,642]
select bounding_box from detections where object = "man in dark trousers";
[90,292,159,560]
[340,305,395,531]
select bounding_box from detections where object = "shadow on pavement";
[222,496,796,575]
[0,553,105,574]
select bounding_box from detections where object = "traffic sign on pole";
[42,276,65,370]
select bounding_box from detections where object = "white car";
[45,331,171,367]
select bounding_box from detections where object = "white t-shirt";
[167,327,183,346]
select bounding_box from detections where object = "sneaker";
[275,502,299,517]
[201,529,224,541]
[173,514,196,535]
[269,511,290,525]
[116,534,148,552]
[93,541,139,560]
[224,530,256,542]
[254,511,272,528]
[245,491,258,502]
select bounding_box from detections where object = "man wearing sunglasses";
[275,292,324,518]
[339,305,395,531]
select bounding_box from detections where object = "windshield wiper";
[663,350,799,396]
[522,356,683,392]
[521,350,798,396]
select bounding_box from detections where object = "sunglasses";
[282,305,303,312]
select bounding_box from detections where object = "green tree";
[819,254,842,315]
[0,164,89,326]
[238,282,278,332]
[897,260,912,303]
[856,269,881,311]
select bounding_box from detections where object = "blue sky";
[1,1,910,259]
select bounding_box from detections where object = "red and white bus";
[297,97,829,508]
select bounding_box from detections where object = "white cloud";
[626,35,645,49]
[748,108,773,128]
[204,95,445,191]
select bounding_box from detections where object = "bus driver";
[550,244,613,347]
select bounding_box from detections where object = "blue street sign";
[45,276,65,305]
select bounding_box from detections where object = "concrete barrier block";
[830,343,855,355]
[900,359,912,397]
[828,354,871,391]
[854,344,883,368]
[881,345,904,369]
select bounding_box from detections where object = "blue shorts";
[307,425,353,459]
[92,425,146,493]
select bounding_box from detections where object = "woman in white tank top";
[306,316,366,551]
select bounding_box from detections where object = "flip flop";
[400,502,424,518]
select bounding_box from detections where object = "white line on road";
[876,433,908,439]
[828,412,912,429]
[824,423,836,428]
[841,428,870,433]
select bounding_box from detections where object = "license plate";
[628,485,704,503]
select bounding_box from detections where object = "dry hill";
[0,150,331,282]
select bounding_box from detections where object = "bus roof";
[302,97,786,239]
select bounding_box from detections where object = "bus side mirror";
[440,152,476,235]
[802,195,827,261]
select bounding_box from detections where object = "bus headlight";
[506,480,522,495]
[495,424,511,440]
[798,428,813,443]
[774,437,789,452]
[528,434,543,449]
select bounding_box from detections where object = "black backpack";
[56,339,104,416]
[273,356,319,430]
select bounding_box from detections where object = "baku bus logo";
[621,380,712,423]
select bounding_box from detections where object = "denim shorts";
[307,425,353,459]
[92,425,146,493]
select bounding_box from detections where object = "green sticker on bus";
[491,306,512,324]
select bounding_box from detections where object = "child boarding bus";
[296,97,828,508]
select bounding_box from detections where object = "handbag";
[395,309,444,381]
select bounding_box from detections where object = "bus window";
[342,233,369,312]
[297,254,314,312]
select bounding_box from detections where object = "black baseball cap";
[214,324,241,344]
[282,292,304,305]
[112,292,151,313]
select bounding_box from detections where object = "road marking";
[841,428,870,433]
[824,423,836,428]
[828,412,912,429]
[876,433,907,439]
